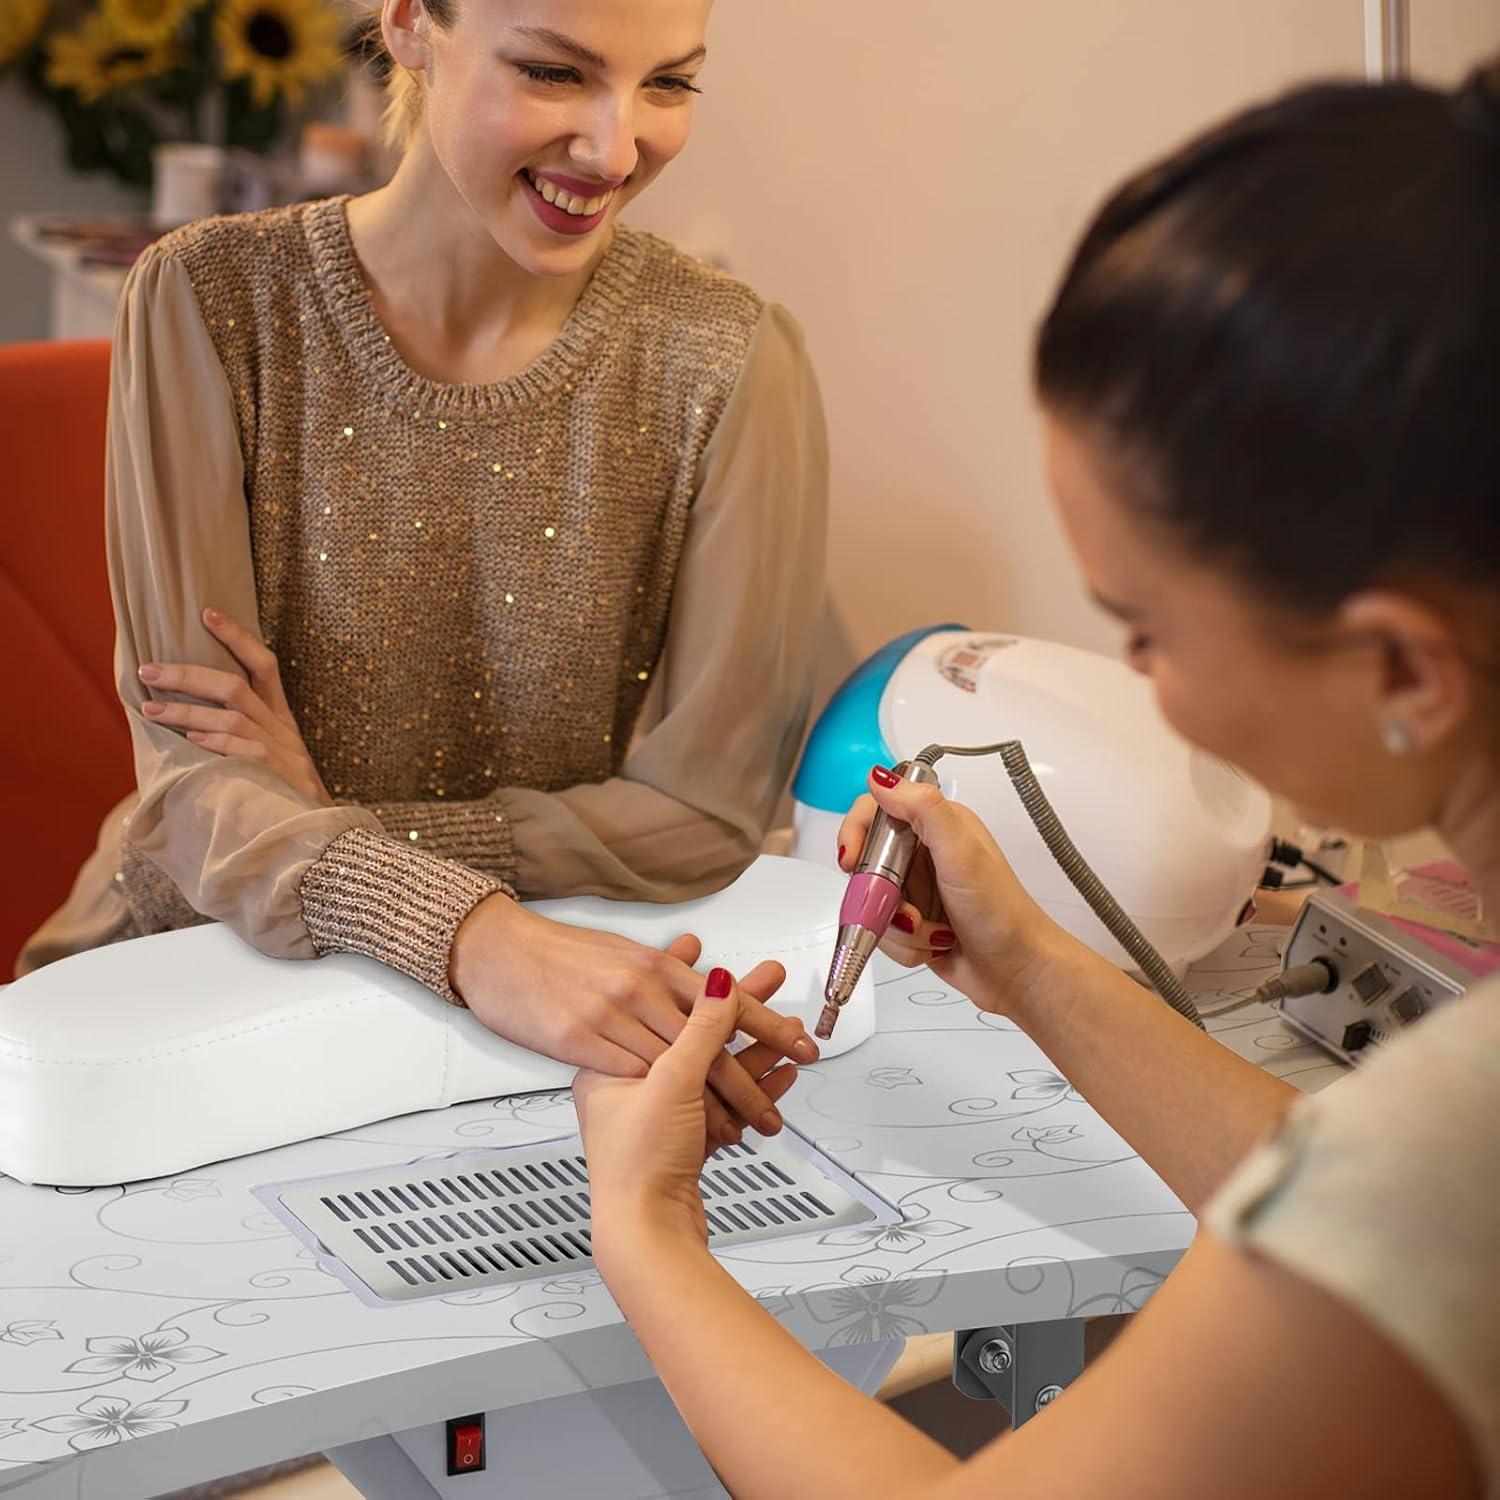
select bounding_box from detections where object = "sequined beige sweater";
[20,197,827,997]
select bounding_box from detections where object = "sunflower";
[45,9,176,103]
[214,0,343,108]
[101,0,197,48]
[0,0,50,71]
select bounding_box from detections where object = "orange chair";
[0,339,132,976]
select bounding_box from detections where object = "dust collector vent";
[259,1132,894,1305]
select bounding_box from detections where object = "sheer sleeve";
[110,246,504,998]
[367,301,829,900]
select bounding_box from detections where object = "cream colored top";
[20,199,828,997]
[1207,991,1500,1493]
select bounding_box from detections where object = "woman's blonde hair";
[369,0,456,150]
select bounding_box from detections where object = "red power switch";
[446,1413,486,1476]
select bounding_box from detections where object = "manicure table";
[0,926,1339,1499]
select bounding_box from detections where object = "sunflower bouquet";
[2,0,351,186]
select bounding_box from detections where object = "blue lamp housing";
[793,623,966,816]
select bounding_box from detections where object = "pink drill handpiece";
[816,758,942,1039]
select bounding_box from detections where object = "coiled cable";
[916,739,1205,1029]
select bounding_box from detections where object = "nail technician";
[18,0,825,1140]
[574,64,1500,1498]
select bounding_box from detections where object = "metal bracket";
[953,1320,1084,1426]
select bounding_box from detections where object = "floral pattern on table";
[0,926,1330,1496]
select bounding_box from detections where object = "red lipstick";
[518,170,619,238]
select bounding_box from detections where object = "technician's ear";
[382,0,432,75]
[1334,590,1474,756]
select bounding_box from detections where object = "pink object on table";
[1341,859,1500,980]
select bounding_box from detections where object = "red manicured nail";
[931,928,957,948]
[838,844,847,867]
[871,766,900,788]
[891,912,916,934]
[706,967,733,998]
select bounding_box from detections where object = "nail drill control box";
[1278,889,1476,1064]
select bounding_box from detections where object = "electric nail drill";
[816,756,942,1039]
[815,733,1213,1040]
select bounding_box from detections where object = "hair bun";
[1451,55,1500,150]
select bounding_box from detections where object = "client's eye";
[516,62,580,86]
[648,75,703,95]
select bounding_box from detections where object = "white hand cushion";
[0,856,873,1186]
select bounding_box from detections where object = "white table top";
[0,927,1341,1499]
[9,216,133,296]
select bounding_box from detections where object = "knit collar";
[303,195,647,421]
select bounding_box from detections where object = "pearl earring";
[1380,715,1414,756]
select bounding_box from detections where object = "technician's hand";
[575,966,800,1244]
[137,608,334,808]
[836,767,1075,1016]
[451,897,818,1150]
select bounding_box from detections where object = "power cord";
[1267,836,1344,887]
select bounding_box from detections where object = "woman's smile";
[518,166,623,234]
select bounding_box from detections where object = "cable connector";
[1252,958,1338,1008]
[1268,837,1304,868]
[1197,957,1339,1018]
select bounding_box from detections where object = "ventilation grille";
[260,1131,893,1304]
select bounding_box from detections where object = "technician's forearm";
[1004,931,1298,1212]
[597,1225,958,1500]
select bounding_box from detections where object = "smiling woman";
[21,0,827,1151]
[365,0,716,291]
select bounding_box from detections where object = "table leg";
[328,1435,441,1500]
[952,1320,1085,1426]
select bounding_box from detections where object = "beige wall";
[630,0,1500,702]
[4,1,1495,655]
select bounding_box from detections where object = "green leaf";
[222,74,283,151]
[148,58,213,107]
[94,98,160,185]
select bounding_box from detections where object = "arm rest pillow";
[0,855,874,1186]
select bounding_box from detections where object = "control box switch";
[446,1413,485,1476]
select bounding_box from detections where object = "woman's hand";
[137,608,333,807]
[575,965,800,1245]
[452,896,818,1149]
[836,767,1075,1016]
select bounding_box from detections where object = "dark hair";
[1035,59,1500,614]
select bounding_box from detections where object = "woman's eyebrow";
[508,26,707,74]
[652,44,708,71]
[510,26,608,68]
